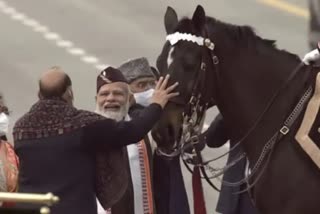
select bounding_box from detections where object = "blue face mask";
[0,113,9,137]
[133,89,154,107]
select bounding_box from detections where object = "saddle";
[295,68,320,168]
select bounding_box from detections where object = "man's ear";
[62,86,74,104]
[38,91,43,99]
[68,87,74,101]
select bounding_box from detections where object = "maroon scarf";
[13,98,129,209]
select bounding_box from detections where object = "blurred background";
[0,0,315,212]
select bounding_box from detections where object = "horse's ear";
[192,5,206,32]
[164,6,178,34]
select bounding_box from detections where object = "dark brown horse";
[152,5,320,214]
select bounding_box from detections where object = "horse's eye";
[182,59,198,72]
[182,52,199,69]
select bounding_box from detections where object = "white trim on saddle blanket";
[295,72,320,168]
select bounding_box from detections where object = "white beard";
[95,102,130,122]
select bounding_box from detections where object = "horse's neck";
[218,46,308,160]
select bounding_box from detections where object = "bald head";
[39,66,73,102]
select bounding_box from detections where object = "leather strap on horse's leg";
[192,166,207,214]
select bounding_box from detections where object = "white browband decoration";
[166,32,215,50]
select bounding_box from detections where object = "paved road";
[0,0,309,212]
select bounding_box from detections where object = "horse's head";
[152,4,302,156]
[152,5,219,154]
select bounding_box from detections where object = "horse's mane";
[175,16,300,62]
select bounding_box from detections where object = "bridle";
[156,31,219,158]
[155,30,224,191]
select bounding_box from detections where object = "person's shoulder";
[77,109,103,118]
[76,110,112,129]
[13,101,41,128]
[13,110,32,130]
[79,111,114,128]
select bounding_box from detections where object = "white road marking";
[44,32,60,41]
[10,13,25,20]
[2,7,16,15]
[56,40,73,48]
[68,48,86,56]
[22,18,39,27]
[82,56,99,64]
[0,0,106,70]
[33,25,49,33]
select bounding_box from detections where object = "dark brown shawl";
[13,99,129,209]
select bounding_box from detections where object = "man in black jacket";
[12,66,178,214]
